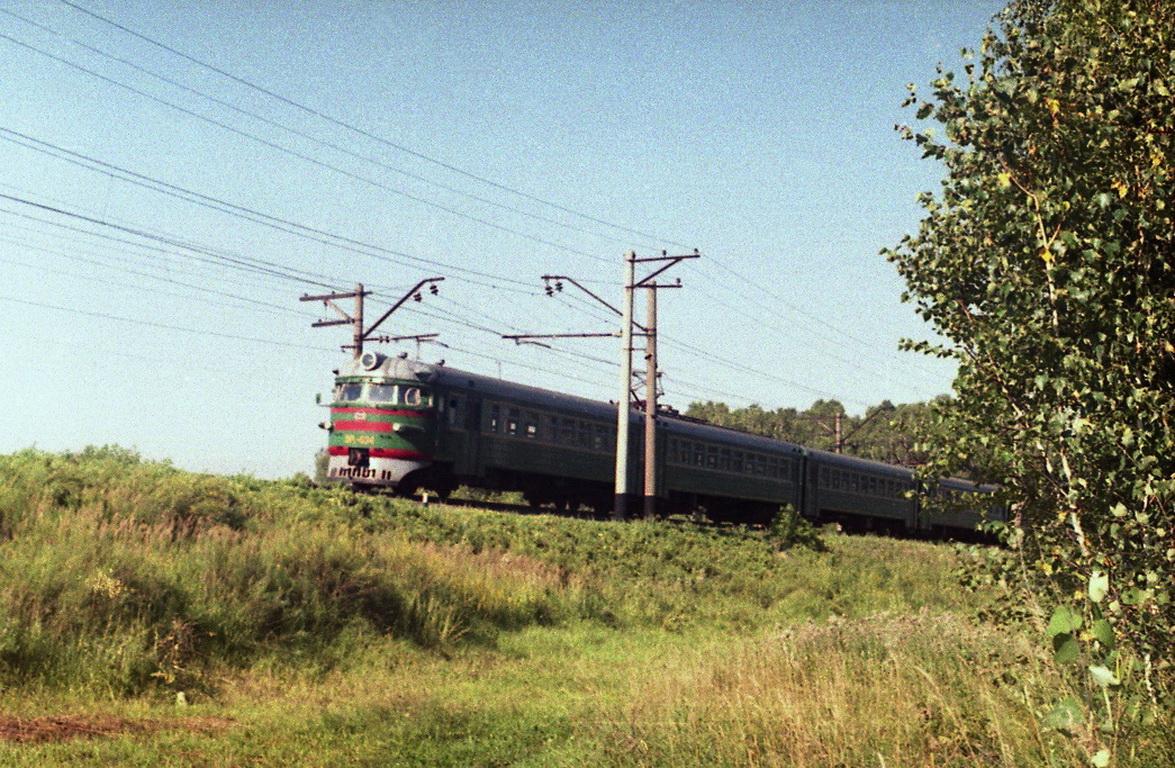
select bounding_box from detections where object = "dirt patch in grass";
[0,714,233,744]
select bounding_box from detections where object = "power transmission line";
[0,195,340,289]
[1,27,946,392]
[0,6,655,254]
[0,295,333,351]
[40,1,948,392]
[0,236,313,318]
[55,0,683,249]
[0,128,543,292]
[0,28,609,265]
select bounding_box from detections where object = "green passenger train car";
[320,352,1002,533]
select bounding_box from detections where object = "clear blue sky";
[0,0,1004,477]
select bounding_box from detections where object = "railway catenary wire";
[0,130,544,294]
[12,6,946,383]
[0,196,341,290]
[0,24,950,406]
[1,107,941,393]
[53,0,675,249]
[0,213,323,298]
[0,7,644,255]
[0,220,863,411]
[0,228,639,401]
[0,237,315,319]
[0,254,315,322]
[0,295,334,352]
[0,28,609,266]
[0,184,915,413]
[65,0,940,364]
[0,175,904,410]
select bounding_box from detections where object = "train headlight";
[359,351,383,371]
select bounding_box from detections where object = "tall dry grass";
[0,449,590,694]
[600,611,1169,768]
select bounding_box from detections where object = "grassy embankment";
[0,448,1168,766]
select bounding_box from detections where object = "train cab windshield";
[335,382,365,402]
[367,383,397,402]
[333,381,432,406]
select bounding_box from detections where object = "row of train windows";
[668,438,798,481]
[486,404,611,450]
[818,466,908,499]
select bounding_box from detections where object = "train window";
[669,439,678,462]
[694,445,704,466]
[820,466,830,487]
[577,421,591,447]
[547,415,559,442]
[447,397,462,426]
[507,408,519,436]
[560,417,575,443]
[367,383,397,402]
[767,457,779,478]
[400,387,423,406]
[525,412,538,439]
[720,448,731,471]
[706,446,719,469]
[593,424,607,450]
[832,470,841,489]
[732,451,743,472]
[338,382,364,402]
[489,404,500,433]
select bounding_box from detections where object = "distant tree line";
[682,397,950,468]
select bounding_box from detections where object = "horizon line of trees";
[682,397,950,468]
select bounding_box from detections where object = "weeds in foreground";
[601,612,1171,768]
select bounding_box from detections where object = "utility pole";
[814,409,845,453]
[615,251,636,520]
[503,249,699,521]
[624,250,697,519]
[300,277,444,357]
[642,284,657,520]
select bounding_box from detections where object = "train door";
[803,458,819,520]
[465,394,484,477]
[655,421,669,500]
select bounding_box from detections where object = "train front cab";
[324,353,438,490]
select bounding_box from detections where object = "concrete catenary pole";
[613,251,636,519]
[352,282,365,360]
[643,284,658,520]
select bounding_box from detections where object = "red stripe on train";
[333,420,395,433]
[331,407,428,417]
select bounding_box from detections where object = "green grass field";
[0,448,1168,766]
